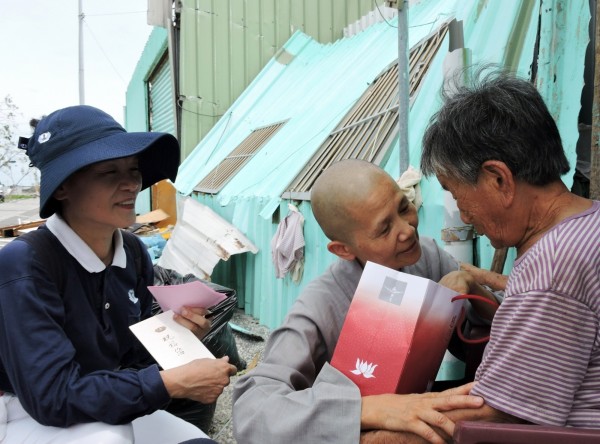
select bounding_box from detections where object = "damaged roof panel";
[158,198,258,279]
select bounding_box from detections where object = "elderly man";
[232,159,496,444]
[421,69,600,428]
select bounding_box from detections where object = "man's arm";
[360,430,426,444]
[460,262,508,292]
[439,270,499,321]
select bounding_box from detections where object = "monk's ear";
[481,160,515,206]
[327,241,356,261]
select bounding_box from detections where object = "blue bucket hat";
[20,105,180,219]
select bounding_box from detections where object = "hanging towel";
[271,204,305,282]
[397,166,423,210]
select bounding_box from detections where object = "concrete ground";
[0,196,41,226]
[207,309,271,443]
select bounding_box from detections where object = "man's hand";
[459,262,508,292]
[439,270,476,295]
[160,357,238,404]
[439,271,498,321]
[360,383,484,444]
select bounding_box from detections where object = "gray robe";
[232,237,458,443]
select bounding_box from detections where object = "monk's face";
[345,174,421,270]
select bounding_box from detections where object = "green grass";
[4,195,36,201]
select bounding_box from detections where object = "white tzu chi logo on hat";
[351,359,377,379]
[38,132,51,143]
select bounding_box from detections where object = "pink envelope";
[148,281,226,314]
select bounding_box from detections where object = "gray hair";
[421,67,570,185]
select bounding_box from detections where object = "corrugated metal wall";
[125,27,171,215]
[125,27,169,132]
[148,55,176,135]
[178,0,381,159]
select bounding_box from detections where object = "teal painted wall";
[125,27,170,215]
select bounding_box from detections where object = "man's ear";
[480,160,515,207]
[327,240,356,261]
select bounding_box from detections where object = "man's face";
[344,174,421,270]
[437,173,508,249]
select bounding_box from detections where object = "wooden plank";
[1,220,45,238]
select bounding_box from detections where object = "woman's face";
[55,156,142,235]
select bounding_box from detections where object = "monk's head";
[311,159,421,270]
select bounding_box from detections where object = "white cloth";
[271,204,305,282]
[396,166,423,210]
[0,393,208,444]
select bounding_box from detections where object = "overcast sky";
[0,0,153,135]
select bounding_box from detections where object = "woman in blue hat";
[0,105,236,443]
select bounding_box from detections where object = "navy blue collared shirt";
[0,219,169,427]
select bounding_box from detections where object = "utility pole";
[78,0,85,105]
[397,0,409,174]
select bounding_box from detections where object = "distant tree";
[0,95,39,192]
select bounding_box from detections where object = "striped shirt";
[471,201,600,427]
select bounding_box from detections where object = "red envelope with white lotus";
[331,261,462,395]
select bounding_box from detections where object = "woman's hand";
[160,357,238,404]
[173,306,212,340]
[360,383,484,444]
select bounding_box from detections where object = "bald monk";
[232,159,493,444]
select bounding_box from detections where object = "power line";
[85,11,146,17]
[82,19,126,84]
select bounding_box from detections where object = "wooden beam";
[1,220,45,238]
[490,247,508,275]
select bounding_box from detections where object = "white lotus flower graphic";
[350,358,377,378]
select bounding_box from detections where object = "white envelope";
[129,310,214,370]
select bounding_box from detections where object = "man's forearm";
[445,404,526,424]
[360,430,428,444]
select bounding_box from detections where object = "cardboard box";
[331,261,462,395]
